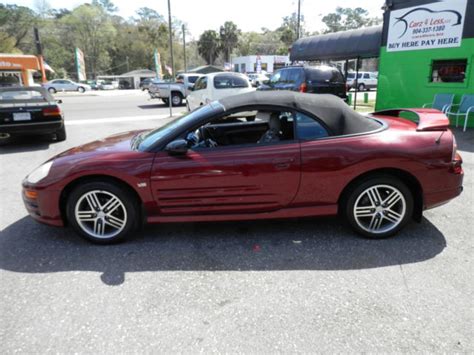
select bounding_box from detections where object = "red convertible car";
[22,92,463,244]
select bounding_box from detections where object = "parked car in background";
[187,72,255,111]
[258,65,347,101]
[43,79,91,94]
[85,80,99,90]
[346,72,378,91]
[21,91,463,244]
[149,73,202,106]
[139,78,154,91]
[98,80,119,90]
[247,72,270,87]
[0,87,66,143]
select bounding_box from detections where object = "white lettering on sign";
[387,0,467,52]
[0,61,22,68]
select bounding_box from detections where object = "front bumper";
[22,182,64,227]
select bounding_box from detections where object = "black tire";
[358,83,366,92]
[77,87,85,93]
[66,181,139,244]
[48,87,56,94]
[171,92,183,106]
[344,175,414,239]
[54,125,67,142]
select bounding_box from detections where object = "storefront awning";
[290,26,383,62]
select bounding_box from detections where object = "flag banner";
[75,48,86,81]
[165,64,173,76]
[154,50,162,79]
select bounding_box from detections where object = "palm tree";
[219,21,241,63]
[197,30,221,65]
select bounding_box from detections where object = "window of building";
[430,59,467,83]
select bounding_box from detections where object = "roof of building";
[121,69,156,76]
[187,65,224,74]
[290,26,383,62]
[219,91,381,136]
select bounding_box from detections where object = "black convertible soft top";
[218,91,381,136]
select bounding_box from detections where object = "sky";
[4,0,385,40]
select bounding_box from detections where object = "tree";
[0,31,18,52]
[322,7,382,33]
[277,12,306,46]
[219,21,240,63]
[197,30,220,65]
[92,0,118,14]
[61,4,116,78]
[0,4,38,51]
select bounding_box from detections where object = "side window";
[287,69,304,84]
[370,73,378,79]
[295,112,329,140]
[430,59,467,83]
[186,109,295,149]
[363,73,370,79]
[270,71,282,83]
[194,77,207,90]
[188,76,199,84]
[330,70,344,83]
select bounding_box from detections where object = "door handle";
[272,158,295,169]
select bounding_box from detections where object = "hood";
[55,130,148,159]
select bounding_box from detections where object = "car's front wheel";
[345,176,413,239]
[171,92,183,106]
[358,83,366,92]
[66,181,138,244]
[77,87,85,93]
[48,87,56,94]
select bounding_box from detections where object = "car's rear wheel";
[48,87,56,94]
[77,87,85,93]
[66,181,138,244]
[358,83,366,92]
[345,176,413,239]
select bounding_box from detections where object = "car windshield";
[0,89,51,103]
[135,103,222,151]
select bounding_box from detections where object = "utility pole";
[296,0,301,40]
[167,0,175,117]
[182,24,187,73]
[33,27,47,83]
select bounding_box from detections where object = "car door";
[188,76,207,109]
[63,80,77,91]
[150,113,301,216]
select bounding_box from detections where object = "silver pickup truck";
[148,73,202,106]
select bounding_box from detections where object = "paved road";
[0,95,472,353]
[56,90,182,120]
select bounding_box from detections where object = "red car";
[22,92,463,244]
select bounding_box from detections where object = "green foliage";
[322,7,382,33]
[198,30,221,65]
[219,21,241,62]
[0,4,38,52]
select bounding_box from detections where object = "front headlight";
[27,161,53,184]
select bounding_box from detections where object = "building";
[231,55,290,74]
[97,69,157,89]
[0,54,41,87]
[290,0,473,128]
[376,0,473,125]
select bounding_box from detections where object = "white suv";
[346,72,378,91]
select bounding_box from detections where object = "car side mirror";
[55,99,63,104]
[165,139,188,154]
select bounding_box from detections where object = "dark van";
[258,65,347,101]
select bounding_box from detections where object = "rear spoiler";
[371,108,450,131]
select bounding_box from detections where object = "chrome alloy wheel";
[74,190,127,239]
[353,184,406,235]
